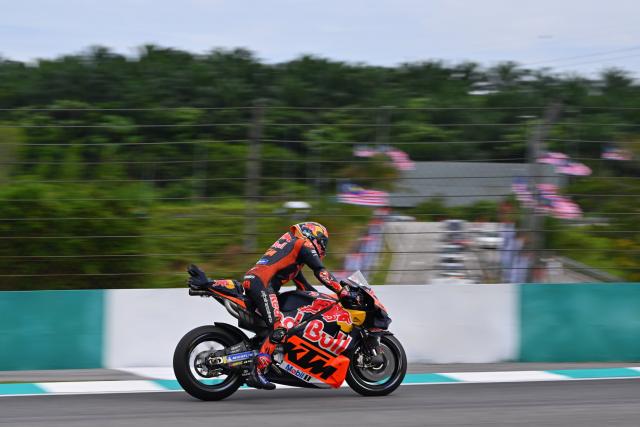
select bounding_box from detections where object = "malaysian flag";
[386,148,415,171]
[353,145,415,170]
[602,147,633,161]
[538,151,591,176]
[535,183,582,219]
[511,177,534,206]
[511,179,582,219]
[556,161,591,176]
[538,193,582,219]
[538,151,568,166]
[353,146,378,158]
[337,183,389,207]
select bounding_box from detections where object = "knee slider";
[270,327,287,343]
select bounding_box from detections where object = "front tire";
[346,334,407,397]
[173,325,244,401]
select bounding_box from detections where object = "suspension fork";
[357,329,385,366]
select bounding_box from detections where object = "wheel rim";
[351,338,403,389]
[187,335,239,389]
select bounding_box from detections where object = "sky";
[2,0,640,77]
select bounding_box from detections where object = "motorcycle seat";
[278,290,316,313]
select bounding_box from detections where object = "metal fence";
[0,104,638,287]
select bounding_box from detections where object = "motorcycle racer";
[243,222,349,390]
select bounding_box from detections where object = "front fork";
[356,329,385,368]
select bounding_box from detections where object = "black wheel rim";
[186,334,240,390]
[350,337,404,390]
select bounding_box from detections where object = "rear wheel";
[346,334,407,397]
[173,325,244,401]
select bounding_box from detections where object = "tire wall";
[0,290,104,370]
[2,283,639,370]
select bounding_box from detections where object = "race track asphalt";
[1,380,639,427]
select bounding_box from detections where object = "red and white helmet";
[290,222,329,258]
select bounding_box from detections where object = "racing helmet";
[290,222,329,258]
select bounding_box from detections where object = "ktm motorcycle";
[173,266,407,400]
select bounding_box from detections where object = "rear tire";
[173,325,244,401]
[346,334,407,397]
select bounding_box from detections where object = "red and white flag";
[337,184,389,207]
[386,148,415,171]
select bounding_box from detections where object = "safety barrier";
[1,283,639,370]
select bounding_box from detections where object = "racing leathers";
[242,231,345,389]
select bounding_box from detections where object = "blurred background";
[1,0,639,291]
[0,51,639,289]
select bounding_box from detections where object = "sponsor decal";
[297,299,353,327]
[227,351,255,362]
[282,312,304,330]
[257,258,269,265]
[364,287,387,311]
[213,280,236,290]
[269,293,282,320]
[244,275,255,280]
[320,305,352,325]
[261,292,274,324]
[303,320,352,355]
[297,298,334,315]
[280,361,313,382]
[272,240,288,250]
[283,336,338,381]
[319,270,330,282]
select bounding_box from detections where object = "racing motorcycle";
[173,265,407,400]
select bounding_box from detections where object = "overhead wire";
[1,266,638,278]
[1,105,638,283]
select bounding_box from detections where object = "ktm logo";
[283,336,337,380]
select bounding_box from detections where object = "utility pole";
[376,106,393,147]
[243,100,265,253]
[525,102,562,282]
[192,140,208,203]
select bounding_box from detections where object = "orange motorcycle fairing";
[282,335,350,388]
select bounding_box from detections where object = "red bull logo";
[302,320,352,355]
[297,298,334,315]
[213,280,236,290]
[282,312,304,330]
[296,298,352,325]
[320,304,352,325]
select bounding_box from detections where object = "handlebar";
[188,288,210,297]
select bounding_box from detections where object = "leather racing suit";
[242,230,343,389]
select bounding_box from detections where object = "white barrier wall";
[105,289,231,367]
[372,284,518,363]
[105,284,518,368]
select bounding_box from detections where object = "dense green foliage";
[0,45,639,288]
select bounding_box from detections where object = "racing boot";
[246,352,276,390]
[246,327,287,390]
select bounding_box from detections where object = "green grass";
[144,199,372,287]
[369,242,392,285]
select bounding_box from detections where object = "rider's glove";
[270,327,287,344]
[187,264,211,289]
[338,286,350,300]
[338,283,363,307]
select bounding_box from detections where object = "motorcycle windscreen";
[282,335,349,388]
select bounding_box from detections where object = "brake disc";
[357,344,394,382]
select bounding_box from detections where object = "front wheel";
[346,334,407,397]
[173,325,244,401]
